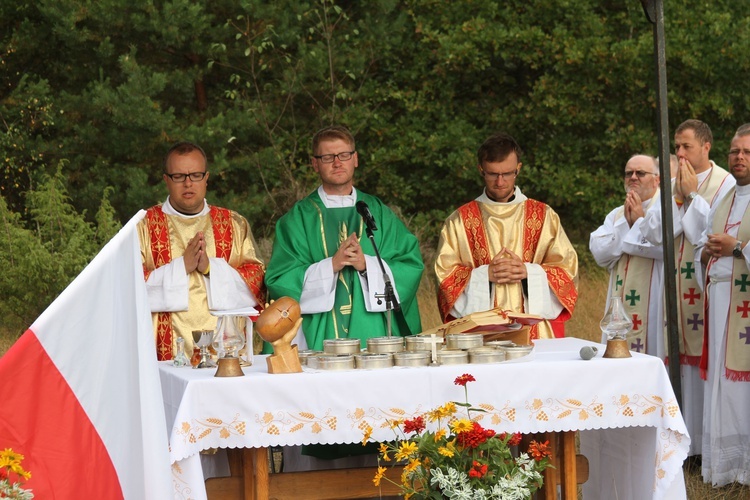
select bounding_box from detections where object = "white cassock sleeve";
[359,254,400,312]
[589,207,629,270]
[204,258,259,311]
[622,215,664,261]
[641,195,683,245]
[298,258,338,314]
[682,175,736,246]
[144,257,189,312]
[449,264,562,320]
[449,265,492,318]
[681,196,711,245]
[523,263,564,319]
[299,256,400,314]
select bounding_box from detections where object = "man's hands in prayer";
[489,248,527,284]
[624,190,644,227]
[703,233,738,261]
[184,232,210,274]
[332,233,366,273]
[675,159,698,202]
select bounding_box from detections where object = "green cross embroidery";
[735,274,750,292]
[615,274,623,291]
[625,289,640,306]
[681,262,695,280]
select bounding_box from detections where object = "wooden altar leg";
[559,431,577,499]
[541,432,558,500]
[249,447,269,500]
[535,431,581,500]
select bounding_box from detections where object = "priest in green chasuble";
[265,125,423,352]
[435,133,578,339]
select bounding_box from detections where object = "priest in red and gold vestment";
[435,133,578,339]
[137,142,265,360]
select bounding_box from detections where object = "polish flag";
[0,211,172,499]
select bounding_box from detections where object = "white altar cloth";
[160,337,689,499]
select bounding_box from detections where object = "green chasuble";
[265,189,423,352]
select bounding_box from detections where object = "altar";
[160,337,689,499]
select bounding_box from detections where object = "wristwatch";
[734,241,744,259]
[686,191,699,203]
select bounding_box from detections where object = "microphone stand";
[363,224,400,337]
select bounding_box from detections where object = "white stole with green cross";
[674,165,732,365]
[611,196,660,354]
[709,188,750,380]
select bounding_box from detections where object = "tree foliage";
[0,167,120,333]
[3,0,750,326]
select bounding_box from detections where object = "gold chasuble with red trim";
[436,198,578,340]
[139,204,265,360]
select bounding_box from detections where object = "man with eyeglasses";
[640,120,734,460]
[265,125,423,467]
[435,132,578,339]
[137,141,265,361]
[266,125,423,352]
[693,123,750,488]
[590,154,664,358]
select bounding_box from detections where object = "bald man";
[590,155,664,357]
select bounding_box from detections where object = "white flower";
[0,480,35,500]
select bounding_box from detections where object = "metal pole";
[640,0,682,408]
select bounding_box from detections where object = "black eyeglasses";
[623,170,656,179]
[313,151,355,163]
[481,169,518,181]
[165,172,207,183]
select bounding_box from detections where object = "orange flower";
[373,466,387,486]
[361,425,373,446]
[528,440,552,461]
[378,442,391,461]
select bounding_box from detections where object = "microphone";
[579,346,598,360]
[356,201,378,232]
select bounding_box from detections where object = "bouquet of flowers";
[0,449,34,499]
[366,374,551,500]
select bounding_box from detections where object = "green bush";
[0,164,120,333]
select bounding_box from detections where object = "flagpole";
[640,0,682,409]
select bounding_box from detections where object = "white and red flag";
[0,211,172,499]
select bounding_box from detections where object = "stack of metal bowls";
[354,352,393,369]
[393,350,432,367]
[499,343,534,360]
[468,346,505,364]
[308,353,356,370]
[366,336,405,354]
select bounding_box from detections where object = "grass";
[1,252,748,499]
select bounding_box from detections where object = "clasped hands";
[623,190,645,227]
[488,248,527,284]
[183,232,210,275]
[703,233,739,260]
[332,233,366,273]
[674,158,698,204]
